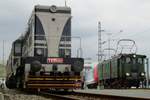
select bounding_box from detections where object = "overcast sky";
[0,0,150,62]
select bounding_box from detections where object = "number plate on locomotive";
[47,58,64,63]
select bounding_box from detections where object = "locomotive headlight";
[141,72,145,76]
[36,49,42,55]
[126,73,130,76]
[133,55,136,58]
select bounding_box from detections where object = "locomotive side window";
[14,43,21,54]
[137,58,143,64]
[29,35,32,47]
[126,57,131,63]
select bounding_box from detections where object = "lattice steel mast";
[98,22,103,63]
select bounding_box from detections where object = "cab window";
[137,58,143,64]
[15,43,21,53]
[126,57,131,63]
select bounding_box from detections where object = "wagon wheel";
[116,80,122,89]
[123,81,128,89]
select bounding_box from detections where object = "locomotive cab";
[120,54,146,88]
[121,54,146,78]
[14,40,22,56]
[97,53,146,89]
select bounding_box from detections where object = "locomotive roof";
[34,5,71,13]
[101,53,146,63]
[116,54,146,58]
[112,53,146,59]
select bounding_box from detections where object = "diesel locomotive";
[6,5,84,90]
[98,54,146,88]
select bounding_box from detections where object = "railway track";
[1,88,150,100]
[40,91,80,100]
[39,90,150,100]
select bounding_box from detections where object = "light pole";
[106,33,112,58]
[61,35,82,58]
[146,58,149,88]
[105,30,123,59]
[72,36,82,58]
[2,40,5,67]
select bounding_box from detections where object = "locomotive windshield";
[126,57,131,63]
[125,56,143,64]
[133,57,143,64]
[137,58,143,64]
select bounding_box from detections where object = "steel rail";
[39,91,80,100]
[74,91,150,100]
[39,90,150,100]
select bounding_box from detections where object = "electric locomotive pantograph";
[6,5,84,90]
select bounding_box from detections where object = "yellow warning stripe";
[28,75,81,78]
[27,77,81,81]
[27,84,81,87]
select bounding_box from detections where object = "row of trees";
[0,64,6,77]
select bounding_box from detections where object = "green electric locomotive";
[98,54,146,88]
